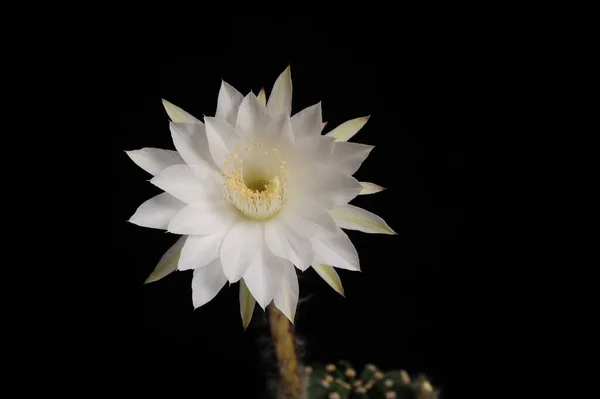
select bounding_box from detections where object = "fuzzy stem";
[268,304,303,399]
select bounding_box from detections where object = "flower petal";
[220,220,264,283]
[204,116,241,168]
[170,122,218,172]
[239,279,256,330]
[312,263,345,297]
[291,102,322,137]
[236,92,271,138]
[150,164,221,204]
[191,258,227,309]
[162,99,201,123]
[325,115,370,142]
[168,202,238,235]
[330,204,396,235]
[262,112,294,150]
[273,262,299,323]
[359,182,386,195]
[309,169,363,209]
[178,228,230,271]
[280,198,339,236]
[265,218,312,271]
[311,228,360,271]
[216,80,244,126]
[144,235,187,284]
[257,88,266,106]
[128,192,185,229]
[243,254,286,309]
[125,148,183,176]
[329,142,374,175]
[267,65,292,117]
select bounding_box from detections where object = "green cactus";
[305,360,439,399]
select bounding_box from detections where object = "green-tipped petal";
[325,115,370,142]
[267,65,292,116]
[239,279,256,330]
[359,181,386,195]
[161,99,201,123]
[257,88,266,106]
[144,235,187,284]
[312,264,345,297]
[330,204,396,235]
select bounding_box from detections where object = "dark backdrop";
[111,20,465,398]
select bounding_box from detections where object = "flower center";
[221,140,290,220]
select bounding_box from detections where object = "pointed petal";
[267,66,292,117]
[168,202,238,235]
[329,142,374,175]
[291,102,322,137]
[359,182,386,195]
[216,80,244,125]
[125,148,183,176]
[204,116,241,168]
[262,112,294,149]
[265,218,312,271]
[243,254,286,309]
[191,258,227,309]
[162,99,201,123]
[220,220,264,283]
[312,263,345,297]
[239,279,256,330]
[330,204,396,235]
[325,115,370,142]
[236,92,271,138]
[145,235,187,284]
[128,192,185,229]
[311,228,360,271]
[170,122,217,172]
[273,262,299,323]
[309,169,363,209]
[149,164,221,204]
[257,88,266,106]
[280,198,338,236]
[178,228,230,270]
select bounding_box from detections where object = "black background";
[112,19,465,398]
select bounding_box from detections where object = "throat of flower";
[221,141,289,221]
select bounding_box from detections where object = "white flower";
[127,66,395,327]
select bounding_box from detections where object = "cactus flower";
[127,66,395,327]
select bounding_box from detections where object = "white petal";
[273,262,299,323]
[236,92,270,138]
[168,202,238,235]
[204,117,241,168]
[125,148,183,176]
[309,169,363,209]
[325,115,370,142]
[311,228,360,271]
[243,254,286,309]
[329,142,374,175]
[220,220,264,283]
[280,198,338,236]
[239,279,256,330]
[312,263,345,297]
[128,192,185,229]
[145,235,187,284]
[267,66,292,117]
[170,122,218,172]
[178,229,230,271]
[288,136,334,174]
[150,164,221,204]
[265,219,312,271]
[330,204,396,235]
[291,102,322,137]
[191,258,227,309]
[257,88,266,106]
[262,112,294,150]
[359,182,386,195]
[162,99,201,123]
[216,80,244,126]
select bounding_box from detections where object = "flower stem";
[268,304,304,399]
